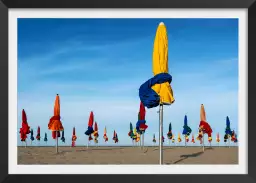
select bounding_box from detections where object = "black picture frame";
[0,0,255,182]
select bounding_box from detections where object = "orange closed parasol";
[48,94,64,133]
[48,94,64,153]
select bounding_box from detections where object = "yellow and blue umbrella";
[139,22,175,164]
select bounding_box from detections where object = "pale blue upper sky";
[17,18,238,146]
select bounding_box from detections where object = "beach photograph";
[17,18,238,165]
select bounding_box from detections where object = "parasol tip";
[159,22,165,25]
[57,94,59,95]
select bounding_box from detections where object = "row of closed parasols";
[128,103,238,148]
[19,94,119,149]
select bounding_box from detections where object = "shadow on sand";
[171,147,213,164]
[172,151,204,164]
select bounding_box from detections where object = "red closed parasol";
[19,109,30,142]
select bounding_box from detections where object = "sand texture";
[18,146,238,165]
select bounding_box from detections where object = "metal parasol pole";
[87,137,89,149]
[140,135,142,149]
[25,140,27,148]
[159,104,163,165]
[228,136,230,148]
[142,132,144,150]
[185,135,187,148]
[202,134,205,152]
[56,131,58,153]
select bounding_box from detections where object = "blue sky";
[17,18,238,147]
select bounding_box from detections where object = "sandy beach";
[18,146,238,164]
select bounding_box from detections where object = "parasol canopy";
[231,130,237,142]
[44,133,48,142]
[88,134,93,141]
[178,132,182,142]
[48,94,64,139]
[30,129,35,141]
[132,128,137,141]
[172,135,175,143]
[199,104,212,141]
[113,130,116,141]
[36,126,40,141]
[136,132,140,142]
[85,111,94,135]
[72,127,77,141]
[93,122,99,138]
[139,22,174,108]
[216,133,220,142]
[128,122,134,138]
[103,126,108,142]
[19,109,31,141]
[191,134,195,143]
[136,102,148,134]
[182,115,192,136]
[153,134,156,143]
[225,116,232,135]
[93,122,99,143]
[115,133,119,143]
[61,130,65,143]
[167,122,173,139]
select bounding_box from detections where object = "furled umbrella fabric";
[103,126,108,142]
[136,133,141,143]
[182,115,192,136]
[182,115,192,143]
[93,122,99,144]
[197,104,212,142]
[139,22,175,108]
[89,134,93,141]
[153,134,156,143]
[113,130,116,141]
[136,102,148,134]
[19,109,31,141]
[61,130,65,143]
[128,122,134,138]
[72,127,77,147]
[167,122,173,139]
[197,129,203,144]
[177,132,182,143]
[234,133,238,143]
[36,126,40,141]
[139,22,175,165]
[48,94,64,139]
[172,134,175,143]
[115,133,119,143]
[231,130,237,142]
[216,133,220,143]
[132,128,137,141]
[191,134,195,143]
[30,129,35,142]
[224,116,232,142]
[85,111,94,136]
[44,133,48,142]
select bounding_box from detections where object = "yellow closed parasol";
[153,22,175,164]
[152,22,175,105]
